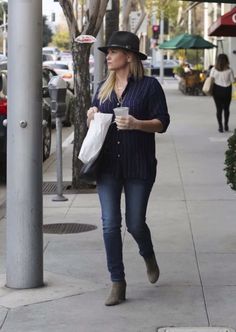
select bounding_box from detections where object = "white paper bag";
[78,112,112,164]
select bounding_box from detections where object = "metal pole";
[6,0,43,288]
[52,117,68,202]
[159,11,164,85]
[3,8,6,56]
[188,9,192,35]
[204,3,209,70]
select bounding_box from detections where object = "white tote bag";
[202,76,214,96]
[78,112,112,164]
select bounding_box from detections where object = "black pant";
[212,84,232,129]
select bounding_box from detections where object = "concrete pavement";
[0,79,236,331]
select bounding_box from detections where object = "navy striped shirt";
[92,75,170,180]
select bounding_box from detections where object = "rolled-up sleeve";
[147,79,170,133]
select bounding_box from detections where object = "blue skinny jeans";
[97,174,155,282]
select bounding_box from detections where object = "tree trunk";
[71,41,92,188]
[105,0,119,44]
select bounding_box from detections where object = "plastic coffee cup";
[113,107,129,117]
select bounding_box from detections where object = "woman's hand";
[115,115,138,130]
[115,116,164,133]
[87,106,99,126]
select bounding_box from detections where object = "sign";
[129,11,141,33]
[107,0,112,10]
[129,11,147,34]
[75,35,97,44]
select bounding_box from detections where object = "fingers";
[87,106,99,118]
[115,115,134,130]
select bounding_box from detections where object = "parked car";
[43,60,74,91]
[42,53,54,62]
[60,51,72,62]
[42,47,61,61]
[42,66,75,127]
[0,70,52,181]
[0,61,7,71]
[151,59,179,77]
[0,54,7,63]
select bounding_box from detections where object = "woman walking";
[87,31,170,306]
[210,53,235,132]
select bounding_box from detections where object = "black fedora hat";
[98,31,147,60]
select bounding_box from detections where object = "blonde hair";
[98,51,144,104]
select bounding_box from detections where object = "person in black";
[87,31,170,306]
[210,54,235,132]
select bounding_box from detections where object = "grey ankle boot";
[144,254,160,284]
[105,280,126,306]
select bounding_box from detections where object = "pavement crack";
[43,241,50,252]
[170,131,211,326]
[0,309,9,330]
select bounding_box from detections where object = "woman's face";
[106,48,131,71]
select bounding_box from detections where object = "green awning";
[159,33,217,50]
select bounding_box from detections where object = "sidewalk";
[0,81,236,332]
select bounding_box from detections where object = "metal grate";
[43,223,97,234]
[43,182,96,195]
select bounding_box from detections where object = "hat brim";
[98,46,147,61]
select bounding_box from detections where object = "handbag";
[202,76,214,96]
[79,150,103,183]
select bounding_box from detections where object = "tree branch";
[133,0,145,34]
[58,0,80,39]
[82,0,109,36]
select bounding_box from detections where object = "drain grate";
[43,182,97,195]
[43,223,97,234]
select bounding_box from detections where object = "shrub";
[193,64,204,72]
[173,65,184,77]
[224,129,236,190]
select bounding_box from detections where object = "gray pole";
[2,7,6,57]
[93,24,105,96]
[52,118,68,202]
[6,0,43,288]
[159,11,164,85]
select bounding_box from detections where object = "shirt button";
[117,154,120,158]
[117,141,120,144]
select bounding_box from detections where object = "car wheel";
[43,118,52,161]
[0,155,6,183]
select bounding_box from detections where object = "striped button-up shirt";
[92,75,170,181]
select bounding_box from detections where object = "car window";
[51,64,69,70]
[42,73,49,86]
[43,70,52,85]
[43,50,54,55]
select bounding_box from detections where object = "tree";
[43,16,53,47]
[105,0,119,45]
[145,0,187,35]
[52,26,71,50]
[0,1,7,26]
[58,0,109,188]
